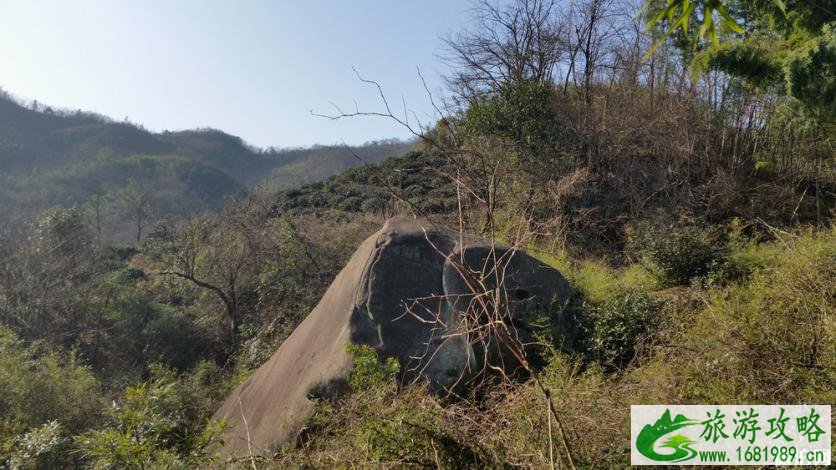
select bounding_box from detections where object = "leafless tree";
[442,0,566,100]
[116,178,152,244]
[148,211,257,354]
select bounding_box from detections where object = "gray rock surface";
[213,217,575,456]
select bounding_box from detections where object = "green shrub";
[582,291,663,369]
[6,421,66,469]
[0,329,102,433]
[346,344,400,391]
[104,287,206,374]
[74,366,224,468]
[459,78,578,175]
[0,328,103,467]
[632,225,731,286]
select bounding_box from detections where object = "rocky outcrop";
[213,217,575,456]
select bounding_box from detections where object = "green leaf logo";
[636,409,700,462]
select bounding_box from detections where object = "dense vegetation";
[276,150,458,217]
[1,0,833,467]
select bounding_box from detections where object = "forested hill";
[0,91,412,237]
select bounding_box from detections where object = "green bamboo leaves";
[644,0,786,58]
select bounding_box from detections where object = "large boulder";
[213,217,575,456]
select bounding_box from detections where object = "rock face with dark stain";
[213,217,575,456]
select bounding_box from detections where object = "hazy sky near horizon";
[0,0,472,148]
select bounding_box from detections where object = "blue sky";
[0,0,472,148]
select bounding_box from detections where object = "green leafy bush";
[582,291,663,369]
[74,365,224,469]
[632,225,733,286]
[6,421,66,469]
[0,328,102,467]
[346,344,400,391]
[459,78,579,176]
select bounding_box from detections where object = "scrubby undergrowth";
[262,226,835,468]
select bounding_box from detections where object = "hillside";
[0,91,412,236]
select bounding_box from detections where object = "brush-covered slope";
[276,150,457,217]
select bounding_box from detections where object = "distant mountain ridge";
[0,90,413,235]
